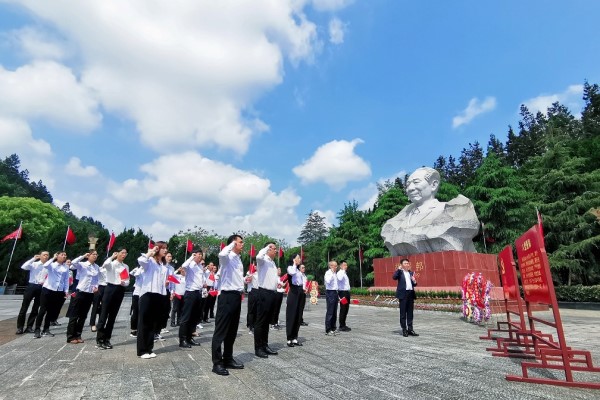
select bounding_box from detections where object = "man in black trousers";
[392,258,419,337]
[254,242,280,357]
[211,235,245,376]
[16,251,49,334]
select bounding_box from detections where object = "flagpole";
[2,221,22,286]
[359,240,363,289]
[62,225,70,251]
[481,222,487,253]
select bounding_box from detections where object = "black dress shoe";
[340,326,352,332]
[407,330,419,336]
[188,338,201,346]
[287,341,294,347]
[293,341,303,346]
[300,322,308,326]
[104,340,113,349]
[223,359,244,369]
[41,330,55,337]
[34,329,41,339]
[402,330,409,337]
[212,364,229,376]
[255,349,269,358]
[264,345,278,355]
[50,321,61,326]
[179,339,192,348]
[16,328,24,335]
[24,327,34,334]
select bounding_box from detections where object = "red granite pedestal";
[373,251,509,312]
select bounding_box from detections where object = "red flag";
[70,292,76,298]
[220,242,225,250]
[167,274,180,284]
[208,272,215,281]
[340,296,349,305]
[119,268,129,280]
[249,244,256,258]
[65,227,76,245]
[280,273,288,283]
[208,289,218,297]
[248,263,256,274]
[351,299,359,305]
[69,275,73,286]
[278,246,284,259]
[107,232,116,251]
[1,226,22,242]
[300,246,304,261]
[148,239,155,249]
[186,239,194,253]
[174,293,182,300]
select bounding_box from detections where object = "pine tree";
[297,211,329,245]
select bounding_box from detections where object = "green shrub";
[554,285,600,302]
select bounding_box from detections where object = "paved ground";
[0,295,599,399]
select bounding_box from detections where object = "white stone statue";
[381,167,480,255]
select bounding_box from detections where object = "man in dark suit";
[392,258,419,337]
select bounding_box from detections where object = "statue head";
[405,167,440,207]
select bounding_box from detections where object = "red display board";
[515,226,552,304]
[498,246,519,301]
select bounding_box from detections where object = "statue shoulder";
[445,195,477,219]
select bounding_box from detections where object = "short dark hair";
[264,241,276,248]
[227,234,243,245]
[400,258,410,264]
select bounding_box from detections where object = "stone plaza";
[0,295,599,400]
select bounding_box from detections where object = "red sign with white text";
[515,226,553,304]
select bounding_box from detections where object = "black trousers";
[211,291,241,365]
[271,292,284,325]
[17,283,42,330]
[399,291,416,331]
[137,292,163,356]
[66,291,94,341]
[325,290,338,332]
[254,288,276,350]
[286,285,303,340]
[96,284,125,342]
[203,288,216,320]
[89,285,105,326]
[159,291,171,330]
[246,289,257,329]
[179,290,201,340]
[130,295,139,331]
[171,296,183,325]
[338,290,351,328]
[35,288,64,332]
[299,292,306,324]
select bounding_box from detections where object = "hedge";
[554,285,600,302]
[350,288,462,299]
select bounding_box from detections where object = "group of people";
[15,234,419,376]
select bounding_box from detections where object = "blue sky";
[1,1,598,245]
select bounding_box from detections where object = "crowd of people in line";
[15,234,385,376]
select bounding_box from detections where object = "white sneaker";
[160,328,169,334]
[149,353,157,358]
[140,353,152,359]
[248,328,253,335]
[197,324,204,329]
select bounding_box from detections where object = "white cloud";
[10,1,335,154]
[522,84,583,115]
[328,17,346,44]
[109,151,302,244]
[293,138,371,190]
[452,96,496,129]
[314,209,335,228]
[0,116,55,188]
[65,157,99,177]
[0,61,101,131]
[9,27,67,60]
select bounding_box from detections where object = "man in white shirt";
[324,261,339,336]
[337,261,352,332]
[178,249,204,348]
[211,234,245,376]
[16,251,49,334]
[254,242,280,358]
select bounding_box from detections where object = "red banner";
[107,232,116,251]
[1,226,22,242]
[498,245,519,301]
